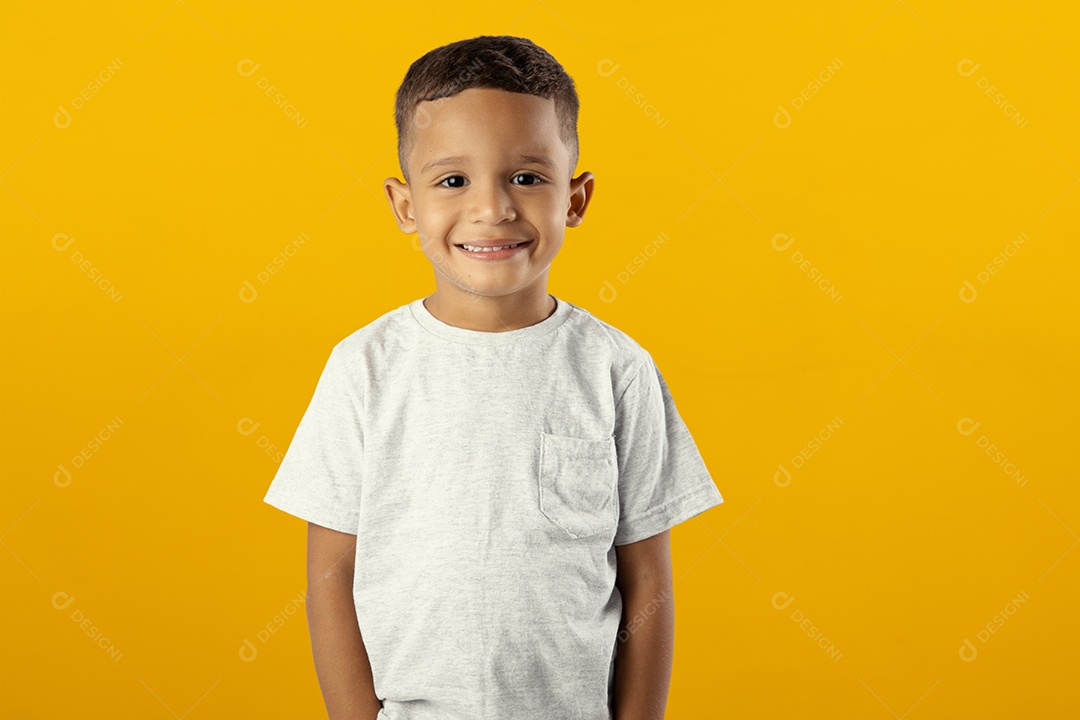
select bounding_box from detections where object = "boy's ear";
[566,171,595,228]
[383,177,416,233]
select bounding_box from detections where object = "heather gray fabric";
[263,294,724,720]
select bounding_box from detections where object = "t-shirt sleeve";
[262,343,363,534]
[612,353,724,546]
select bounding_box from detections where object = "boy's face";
[384,87,593,306]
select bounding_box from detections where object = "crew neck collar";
[409,294,573,344]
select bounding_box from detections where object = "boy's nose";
[467,180,516,224]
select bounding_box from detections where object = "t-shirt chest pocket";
[537,430,618,539]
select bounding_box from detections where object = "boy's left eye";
[512,173,543,186]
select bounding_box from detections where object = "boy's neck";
[422,288,557,333]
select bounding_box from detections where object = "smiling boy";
[263,35,723,720]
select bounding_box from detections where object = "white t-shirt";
[263,294,724,720]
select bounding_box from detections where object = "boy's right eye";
[439,176,467,189]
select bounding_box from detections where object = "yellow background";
[2,1,1077,718]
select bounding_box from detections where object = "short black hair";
[394,35,580,183]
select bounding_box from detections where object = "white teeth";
[461,243,521,252]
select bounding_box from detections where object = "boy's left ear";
[566,171,595,228]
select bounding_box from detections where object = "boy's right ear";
[383,177,417,234]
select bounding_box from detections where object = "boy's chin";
[445,280,529,301]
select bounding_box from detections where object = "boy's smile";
[384,87,594,332]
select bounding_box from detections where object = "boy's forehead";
[410,88,566,171]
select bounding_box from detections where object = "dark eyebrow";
[420,154,555,176]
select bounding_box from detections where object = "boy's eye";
[512,173,543,186]
[437,174,544,189]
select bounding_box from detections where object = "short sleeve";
[263,343,363,534]
[612,353,723,546]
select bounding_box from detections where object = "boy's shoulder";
[562,299,655,372]
[328,298,415,367]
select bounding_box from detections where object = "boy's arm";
[306,522,382,720]
[612,529,675,720]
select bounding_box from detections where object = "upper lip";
[456,239,531,248]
